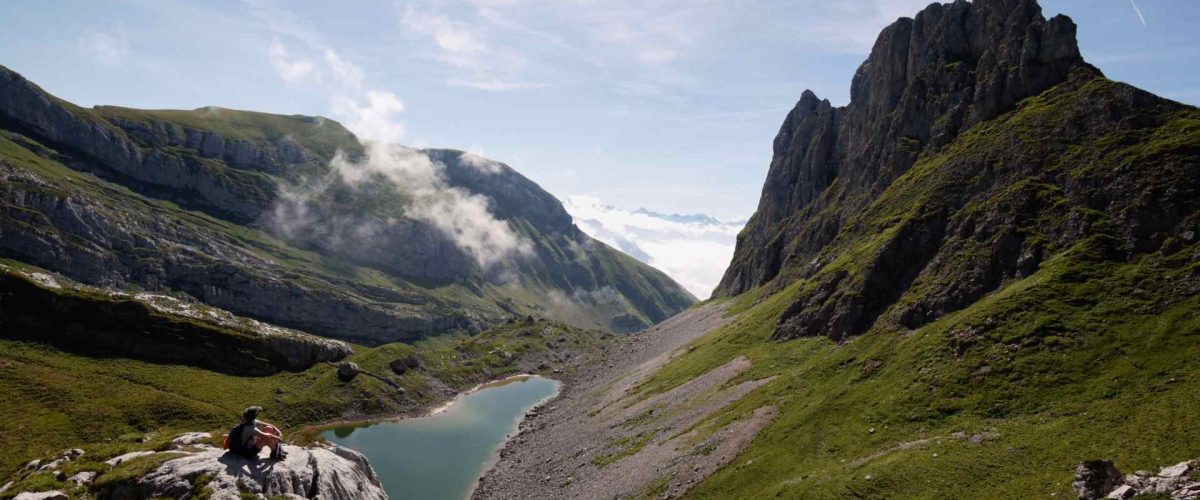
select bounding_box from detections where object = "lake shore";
[325,375,563,499]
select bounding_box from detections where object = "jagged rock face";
[772,74,1198,342]
[717,0,1200,343]
[719,0,1091,297]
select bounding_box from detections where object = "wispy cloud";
[393,0,739,93]
[245,0,534,269]
[80,28,130,66]
[267,38,316,84]
[400,4,543,91]
[324,49,364,88]
[1128,0,1148,27]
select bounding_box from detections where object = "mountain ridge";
[0,64,695,343]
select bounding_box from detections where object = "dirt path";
[472,302,778,499]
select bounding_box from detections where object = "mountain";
[563,196,745,297]
[0,65,695,344]
[476,1,1200,498]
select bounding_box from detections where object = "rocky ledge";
[0,265,353,375]
[126,445,387,499]
[2,432,387,500]
[1074,458,1200,499]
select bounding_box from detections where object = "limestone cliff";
[0,65,695,343]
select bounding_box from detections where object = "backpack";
[226,422,256,458]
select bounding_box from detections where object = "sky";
[1,0,1197,296]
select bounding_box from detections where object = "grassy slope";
[90,105,364,179]
[622,79,1200,498]
[0,315,608,485]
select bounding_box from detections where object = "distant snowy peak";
[630,208,744,227]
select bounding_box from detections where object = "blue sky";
[0,0,1196,221]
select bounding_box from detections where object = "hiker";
[225,406,287,460]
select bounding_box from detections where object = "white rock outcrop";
[127,443,387,500]
[1077,459,1200,500]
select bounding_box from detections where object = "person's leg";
[257,434,287,459]
[255,434,280,455]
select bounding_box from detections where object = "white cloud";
[331,90,407,143]
[460,151,503,174]
[400,5,542,91]
[564,195,744,298]
[80,28,130,66]
[274,141,532,268]
[267,38,317,84]
[324,49,364,88]
[248,2,531,269]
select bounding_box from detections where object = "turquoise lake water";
[323,376,560,500]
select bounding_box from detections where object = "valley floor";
[474,302,772,499]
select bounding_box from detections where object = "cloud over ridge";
[564,196,744,298]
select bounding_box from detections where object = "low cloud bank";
[268,142,531,270]
[564,196,745,298]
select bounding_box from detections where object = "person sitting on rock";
[225,406,287,460]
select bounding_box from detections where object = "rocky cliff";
[594,1,1200,497]
[716,0,1198,342]
[0,65,694,343]
[0,263,352,375]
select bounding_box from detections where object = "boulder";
[1105,485,1136,499]
[105,450,157,467]
[1160,461,1192,478]
[13,492,68,500]
[389,359,408,375]
[34,459,62,472]
[1074,460,1122,500]
[133,444,386,499]
[403,355,421,370]
[337,361,360,382]
[67,471,97,486]
[170,431,213,449]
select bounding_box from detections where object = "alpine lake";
[323,375,561,500]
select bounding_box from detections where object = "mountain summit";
[721,0,1093,298]
[712,0,1198,345]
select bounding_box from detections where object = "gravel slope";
[473,302,777,499]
